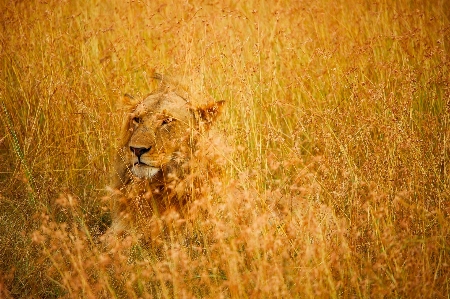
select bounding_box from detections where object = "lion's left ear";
[194,100,225,127]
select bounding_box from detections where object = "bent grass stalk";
[1,100,36,207]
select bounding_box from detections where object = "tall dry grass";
[0,0,449,298]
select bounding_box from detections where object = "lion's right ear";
[120,94,139,110]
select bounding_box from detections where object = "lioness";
[107,75,224,239]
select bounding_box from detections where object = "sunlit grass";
[0,0,449,298]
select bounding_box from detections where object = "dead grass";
[0,0,449,298]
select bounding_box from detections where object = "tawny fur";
[106,77,224,239]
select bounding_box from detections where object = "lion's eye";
[161,117,174,126]
[132,117,142,124]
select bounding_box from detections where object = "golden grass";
[0,0,449,297]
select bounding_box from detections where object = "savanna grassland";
[1,0,449,298]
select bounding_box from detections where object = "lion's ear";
[195,101,225,127]
[120,94,139,110]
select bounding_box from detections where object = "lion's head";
[114,82,224,194]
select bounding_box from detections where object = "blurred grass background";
[0,0,449,298]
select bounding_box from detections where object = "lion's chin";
[131,164,160,179]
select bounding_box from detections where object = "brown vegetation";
[0,0,449,298]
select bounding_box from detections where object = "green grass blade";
[0,99,36,207]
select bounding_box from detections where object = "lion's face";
[116,87,224,188]
[121,92,194,180]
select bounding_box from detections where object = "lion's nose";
[130,146,151,158]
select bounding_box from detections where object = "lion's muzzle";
[131,164,160,179]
